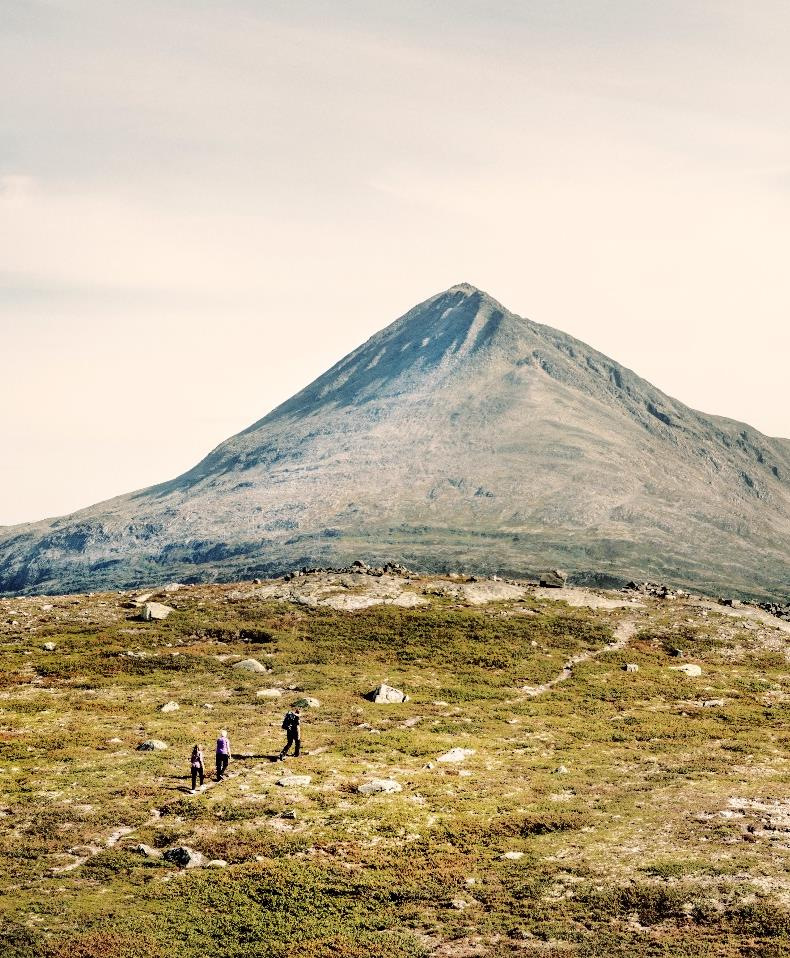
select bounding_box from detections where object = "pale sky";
[2,0,789,526]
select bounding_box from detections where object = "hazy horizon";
[2,0,789,526]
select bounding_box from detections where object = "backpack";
[282,711,297,731]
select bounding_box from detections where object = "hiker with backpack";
[190,744,205,792]
[279,708,301,759]
[216,729,231,780]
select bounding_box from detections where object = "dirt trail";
[521,619,637,697]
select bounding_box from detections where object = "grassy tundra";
[2,576,790,957]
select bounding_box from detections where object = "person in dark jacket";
[216,729,231,780]
[190,744,205,792]
[279,709,301,759]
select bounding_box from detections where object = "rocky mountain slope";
[1,283,789,598]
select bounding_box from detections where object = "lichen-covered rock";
[137,739,168,751]
[139,602,173,621]
[366,684,409,704]
[437,747,475,763]
[357,778,402,795]
[670,663,702,677]
[163,846,205,868]
[233,658,267,673]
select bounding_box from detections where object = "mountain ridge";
[1,284,789,599]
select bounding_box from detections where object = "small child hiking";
[279,708,301,760]
[190,744,205,792]
[216,729,231,781]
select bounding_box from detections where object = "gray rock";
[42,642,57,651]
[207,859,228,867]
[670,663,702,677]
[233,658,267,673]
[539,569,568,588]
[357,778,402,795]
[366,683,409,704]
[139,602,173,621]
[163,846,205,868]
[437,747,475,763]
[256,688,283,698]
[553,765,569,774]
[137,739,168,751]
[623,663,639,673]
[159,701,180,712]
[293,696,320,708]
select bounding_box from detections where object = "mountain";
[1,283,789,598]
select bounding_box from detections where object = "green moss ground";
[2,582,790,956]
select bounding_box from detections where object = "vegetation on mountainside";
[2,579,790,956]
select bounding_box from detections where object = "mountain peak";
[1,284,789,600]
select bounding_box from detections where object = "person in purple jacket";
[215,729,231,781]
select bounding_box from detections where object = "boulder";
[42,642,57,652]
[293,697,320,708]
[163,846,205,868]
[357,778,402,795]
[159,701,180,713]
[623,663,639,673]
[437,748,475,763]
[137,739,168,751]
[502,851,525,860]
[539,569,568,588]
[139,602,173,622]
[233,658,267,673]
[670,664,702,678]
[256,688,283,698]
[207,859,228,867]
[365,683,409,704]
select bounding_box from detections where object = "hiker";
[279,708,301,759]
[216,729,231,780]
[190,744,205,792]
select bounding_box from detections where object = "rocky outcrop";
[163,846,205,868]
[357,779,402,795]
[139,602,173,622]
[540,570,568,588]
[365,684,409,704]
